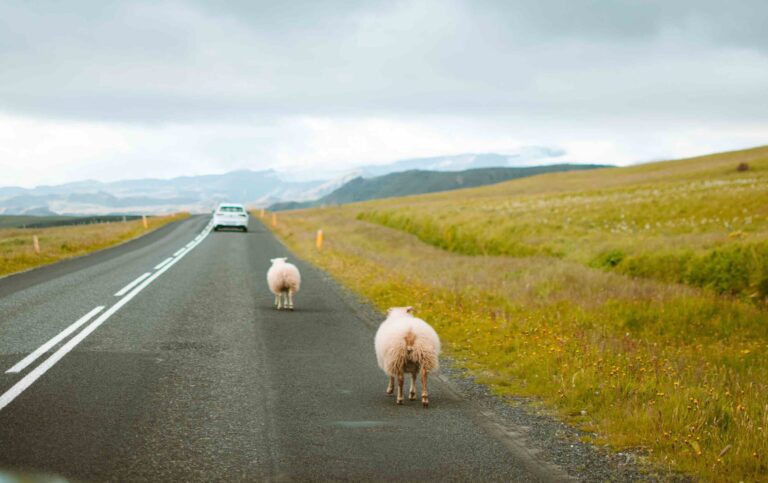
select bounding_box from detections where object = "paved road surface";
[0,216,567,481]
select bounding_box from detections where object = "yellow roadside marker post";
[32,235,40,254]
[316,229,323,250]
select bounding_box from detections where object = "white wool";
[374,307,441,376]
[266,257,301,295]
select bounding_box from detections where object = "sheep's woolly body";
[267,257,301,310]
[267,258,301,295]
[374,308,440,377]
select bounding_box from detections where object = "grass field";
[0,215,79,229]
[0,214,145,229]
[265,145,768,481]
[0,213,188,278]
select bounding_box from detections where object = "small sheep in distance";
[267,257,301,310]
[374,306,441,407]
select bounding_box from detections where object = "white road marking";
[0,224,212,412]
[154,257,173,270]
[173,248,185,256]
[114,272,151,297]
[5,306,105,374]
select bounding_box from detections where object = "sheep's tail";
[280,268,300,292]
[410,342,439,372]
[384,330,439,375]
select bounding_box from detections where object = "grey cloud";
[0,0,766,123]
[477,0,768,45]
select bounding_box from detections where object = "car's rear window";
[219,206,244,212]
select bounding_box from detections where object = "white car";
[212,203,249,232]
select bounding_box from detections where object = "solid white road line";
[5,306,105,374]
[154,257,173,270]
[173,248,185,256]
[0,225,212,412]
[114,272,151,297]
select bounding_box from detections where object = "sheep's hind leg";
[396,372,404,405]
[274,293,280,309]
[409,373,417,400]
[421,367,430,408]
[386,376,394,395]
[287,290,294,310]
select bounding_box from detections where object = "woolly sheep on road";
[374,306,441,407]
[267,257,301,310]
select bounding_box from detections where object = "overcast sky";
[1,0,767,187]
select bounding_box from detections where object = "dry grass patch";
[0,213,188,277]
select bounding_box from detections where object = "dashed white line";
[173,248,185,256]
[5,306,105,375]
[0,224,212,412]
[114,272,151,297]
[154,257,174,270]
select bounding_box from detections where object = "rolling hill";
[268,164,608,211]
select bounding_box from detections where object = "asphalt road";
[0,215,568,482]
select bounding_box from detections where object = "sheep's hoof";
[386,389,393,395]
[422,397,429,408]
[409,393,417,401]
[396,399,404,405]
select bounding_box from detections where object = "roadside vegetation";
[0,213,188,277]
[266,145,768,481]
[0,214,146,229]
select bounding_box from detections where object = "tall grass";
[357,150,768,302]
[265,146,768,481]
[614,241,768,300]
[0,213,188,277]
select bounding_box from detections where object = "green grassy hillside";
[266,145,768,481]
[359,146,768,301]
[269,164,608,211]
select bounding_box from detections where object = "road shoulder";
[302,257,683,482]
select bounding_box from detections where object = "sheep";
[267,257,301,310]
[374,306,441,408]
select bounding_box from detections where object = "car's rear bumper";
[213,218,248,228]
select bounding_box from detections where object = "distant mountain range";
[0,170,327,215]
[354,147,566,177]
[268,164,609,211]
[0,148,580,215]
